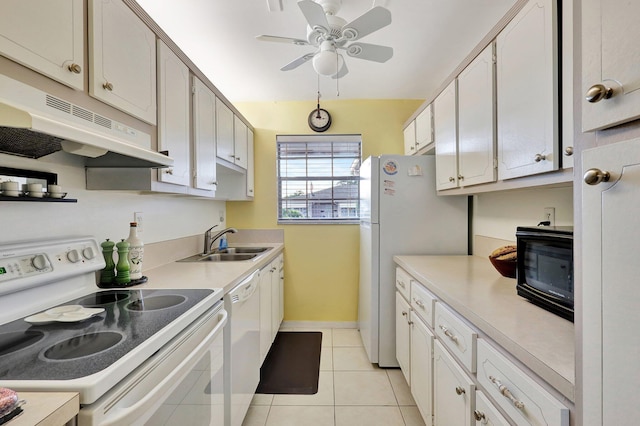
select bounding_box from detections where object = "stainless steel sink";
[216,247,269,254]
[178,253,258,262]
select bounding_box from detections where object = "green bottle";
[115,239,131,285]
[100,239,116,285]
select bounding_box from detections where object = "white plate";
[25,306,105,325]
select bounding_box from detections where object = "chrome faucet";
[204,227,238,254]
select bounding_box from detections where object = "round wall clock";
[308,107,332,132]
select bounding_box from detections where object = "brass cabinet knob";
[586,83,614,103]
[455,386,465,395]
[448,176,455,182]
[103,81,114,91]
[583,168,610,185]
[534,153,546,162]
[163,168,174,175]
[564,146,574,156]
[473,410,486,422]
[67,63,82,74]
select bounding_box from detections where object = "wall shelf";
[0,196,77,203]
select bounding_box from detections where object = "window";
[277,135,361,224]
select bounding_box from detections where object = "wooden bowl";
[489,256,517,278]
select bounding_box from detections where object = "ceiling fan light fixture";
[313,41,343,76]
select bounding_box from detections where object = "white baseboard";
[280,320,359,329]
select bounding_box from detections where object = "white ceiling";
[136,0,517,103]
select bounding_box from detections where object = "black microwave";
[516,226,574,322]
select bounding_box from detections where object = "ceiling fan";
[257,0,393,78]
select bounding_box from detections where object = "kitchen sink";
[215,247,270,254]
[177,253,258,262]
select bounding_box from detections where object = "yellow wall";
[227,99,423,322]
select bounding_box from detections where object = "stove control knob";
[32,254,49,270]
[67,249,82,263]
[82,247,96,260]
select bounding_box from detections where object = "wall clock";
[308,93,331,132]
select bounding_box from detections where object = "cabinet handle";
[473,410,487,423]
[413,298,425,309]
[249,189,254,193]
[212,181,218,185]
[67,63,82,74]
[564,146,574,156]
[448,176,455,182]
[439,325,458,342]
[410,146,415,151]
[236,157,241,161]
[534,153,546,162]
[103,81,114,91]
[583,168,611,185]
[164,168,174,175]
[586,83,614,103]
[397,280,406,289]
[489,375,525,410]
[458,175,464,180]
[455,386,465,395]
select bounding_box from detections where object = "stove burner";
[0,331,45,357]
[44,331,123,360]
[126,295,186,311]
[76,291,130,307]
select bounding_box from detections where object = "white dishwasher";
[224,270,260,426]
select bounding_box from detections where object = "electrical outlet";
[219,210,225,223]
[134,212,144,233]
[543,207,555,226]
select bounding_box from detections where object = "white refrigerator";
[359,155,468,367]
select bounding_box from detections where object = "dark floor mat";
[256,331,322,395]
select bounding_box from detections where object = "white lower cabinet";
[411,312,434,426]
[395,292,412,385]
[474,391,510,426]
[270,254,283,342]
[259,254,284,363]
[434,341,475,426]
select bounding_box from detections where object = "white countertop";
[137,243,284,294]
[394,255,575,402]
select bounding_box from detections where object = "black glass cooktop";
[0,288,212,380]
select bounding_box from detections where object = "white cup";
[3,190,20,197]
[2,181,19,191]
[48,184,62,194]
[27,183,43,197]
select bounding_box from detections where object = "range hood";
[0,74,173,168]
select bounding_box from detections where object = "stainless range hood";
[0,74,173,168]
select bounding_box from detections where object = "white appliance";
[359,155,468,367]
[0,237,226,425]
[224,270,260,426]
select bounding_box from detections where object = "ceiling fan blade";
[281,52,316,71]
[345,42,393,63]
[298,0,330,33]
[256,35,310,46]
[341,7,392,41]
[331,58,349,79]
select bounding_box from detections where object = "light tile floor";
[242,328,426,426]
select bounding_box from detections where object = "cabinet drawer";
[395,267,411,301]
[434,304,477,372]
[411,281,437,328]
[477,339,569,426]
[474,391,510,426]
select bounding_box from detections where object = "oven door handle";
[98,308,228,425]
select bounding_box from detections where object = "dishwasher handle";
[228,270,259,304]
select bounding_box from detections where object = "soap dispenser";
[219,235,228,250]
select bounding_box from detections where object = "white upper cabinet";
[0,0,84,90]
[403,120,417,155]
[582,0,640,131]
[216,98,235,164]
[496,0,558,180]
[234,116,249,170]
[193,77,217,192]
[157,41,190,186]
[246,129,255,197]
[89,0,157,124]
[415,105,433,151]
[457,43,496,187]
[434,80,459,190]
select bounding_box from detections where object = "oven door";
[79,301,227,426]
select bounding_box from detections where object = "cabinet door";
[259,268,272,363]
[270,259,280,342]
[403,121,417,155]
[474,391,510,426]
[411,315,434,426]
[434,342,475,426]
[89,0,157,124]
[434,81,458,190]
[157,41,190,186]
[582,138,640,425]
[246,129,255,197]
[415,105,433,151]
[0,0,83,90]
[234,116,248,169]
[582,0,640,131]
[216,98,235,164]
[395,292,411,385]
[496,0,558,180]
[193,77,217,192]
[457,44,496,187]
